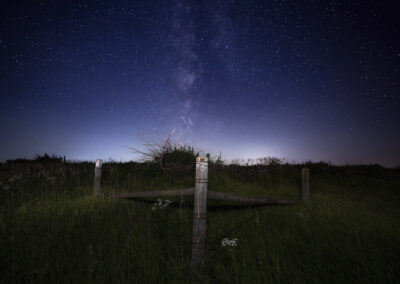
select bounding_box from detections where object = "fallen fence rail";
[112,188,298,205]
[112,188,195,199]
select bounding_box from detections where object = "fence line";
[93,157,310,270]
[93,159,102,197]
[191,157,208,269]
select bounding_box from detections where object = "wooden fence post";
[94,159,102,197]
[302,168,310,202]
[191,157,208,269]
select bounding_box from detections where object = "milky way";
[169,0,235,144]
[0,0,399,165]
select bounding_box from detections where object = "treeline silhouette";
[5,153,64,164]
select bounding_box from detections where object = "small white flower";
[152,199,172,210]
[222,238,238,247]
[8,174,22,183]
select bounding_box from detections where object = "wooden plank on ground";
[113,188,298,205]
[112,188,195,199]
[207,191,298,205]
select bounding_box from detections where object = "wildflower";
[152,199,172,211]
[8,174,22,183]
[222,238,238,247]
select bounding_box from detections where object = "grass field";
[0,159,399,283]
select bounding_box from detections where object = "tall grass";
[0,160,399,282]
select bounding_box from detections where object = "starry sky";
[1,0,399,166]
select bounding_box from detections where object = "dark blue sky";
[1,0,399,166]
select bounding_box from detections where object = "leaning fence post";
[191,157,208,269]
[302,168,310,202]
[94,159,102,197]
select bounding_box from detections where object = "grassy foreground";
[0,160,399,283]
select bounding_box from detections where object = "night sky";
[1,0,399,166]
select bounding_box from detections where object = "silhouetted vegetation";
[6,153,64,164]
[34,153,63,163]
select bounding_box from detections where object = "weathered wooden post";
[93,159,102,197]
[302,168,310,202]
[191,157,208,269]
